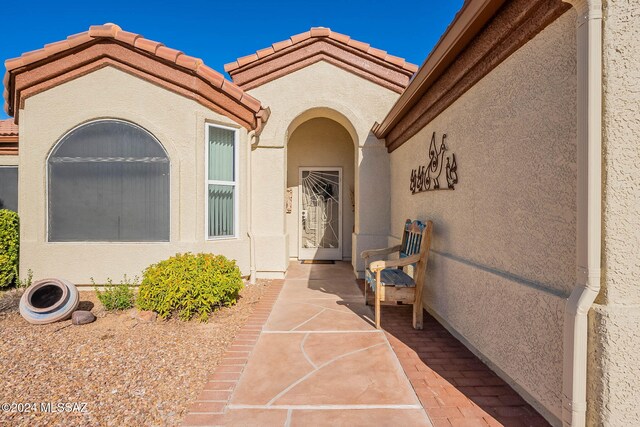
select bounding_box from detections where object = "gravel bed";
[0,281,271,426]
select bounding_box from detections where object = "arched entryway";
[287,116,355,261]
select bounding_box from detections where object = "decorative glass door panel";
[299,168,342,260]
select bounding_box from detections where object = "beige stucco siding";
[388,11,576,425]
[18,66,251,284]
[0,156,19,166]
[588,0,640,425]
[247,60,399,274]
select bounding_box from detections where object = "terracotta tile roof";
[224,27,418,93]
[225,27,418,74]
[0,119,18,136]
[4,23,269,131]
[0,118,18,155]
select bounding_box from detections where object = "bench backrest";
[400,219,427,259]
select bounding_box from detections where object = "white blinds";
[207,126,236,238]
[208,127,235,181]
[208,184,234,237]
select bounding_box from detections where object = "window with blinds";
[0,167,18,212]
[206,124,237,239]
[48,120,170,242]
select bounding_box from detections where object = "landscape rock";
[0,284,268,426]
[72,310,96,325]
[137,310,157,323]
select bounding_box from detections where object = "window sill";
[45,241,171,245]
[206,236,239,242]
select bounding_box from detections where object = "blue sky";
[0,0,463,120]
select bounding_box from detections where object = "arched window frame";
[46,119,171,243]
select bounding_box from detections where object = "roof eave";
[3,24,268,131]
[373,0,506,139]
[224,27,418,91]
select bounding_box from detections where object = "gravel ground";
[0,281,271,427]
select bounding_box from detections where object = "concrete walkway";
[183,261,432,426]
[183,262,549,426]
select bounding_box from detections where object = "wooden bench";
[361,219,433,330]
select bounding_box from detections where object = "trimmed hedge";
[0,209,19,288]
[137,253,243,321]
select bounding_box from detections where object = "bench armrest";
[361,245,402,260]
[369,253,420,272]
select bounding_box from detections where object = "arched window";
[48,120,169,242]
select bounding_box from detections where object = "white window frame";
[205,123,239,240]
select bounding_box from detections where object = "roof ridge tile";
[309,27,331,37]
[237,53,259,67]
[21,48,49,64]
[368,47,388,60]
[66,32,93,49]
[114,30,141,45]
[175,54,203,71]
[221,80,244,101]
[346,38,370,52]
[271,39,293,52]
[329,31,351,44]
[133,38,164,55]
[88,23,121,38]
[256,47,275,59]
[43,40,70,56]
[289,32,311,44]
[195,64,225,89]
[156,46,183,63]
[223,27,416,75]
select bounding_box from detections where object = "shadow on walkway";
[356,279,551,427]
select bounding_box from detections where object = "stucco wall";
[247,60,399,275]
[287,117,355,259]
[388,11,576,424]
[588,0,640,425]
[0,155,19,166]
[18,66,251,284]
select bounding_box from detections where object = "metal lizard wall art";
[409,132,458,194]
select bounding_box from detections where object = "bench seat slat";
[365,268,415,288]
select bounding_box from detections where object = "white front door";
[299,167,342,260]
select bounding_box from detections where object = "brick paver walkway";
[183,263,549,426]
[377,301,550,427]
[182,281,284,426]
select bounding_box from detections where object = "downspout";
[247,129,258,285]
[561,1,602,426]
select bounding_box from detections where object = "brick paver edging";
[182,280,284,427]
[381,305,550,427]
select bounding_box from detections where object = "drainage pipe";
[247,130,258,285]
[561,1,602,426]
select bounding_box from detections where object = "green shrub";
[94,275,137,310]
[0,210,19,288]
[17,269,33,289]
[137,252,243,321]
